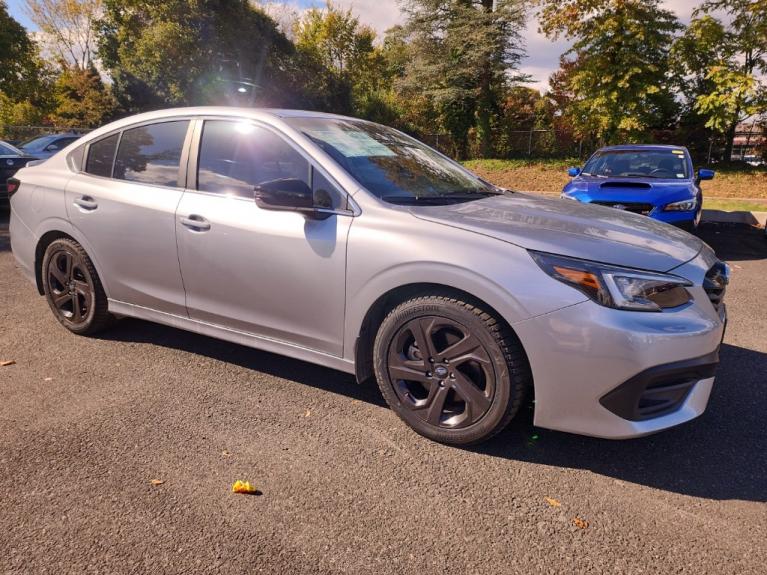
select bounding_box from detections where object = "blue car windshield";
[284,117,499,204]
[582,150,690,179]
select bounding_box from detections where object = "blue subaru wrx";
[561,145,714,230]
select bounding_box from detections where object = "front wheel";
[373,295,531,445]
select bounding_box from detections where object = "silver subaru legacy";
[8,107,728,445]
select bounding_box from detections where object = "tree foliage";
[682,0,767,158]
[97,0,296,112]
[538,0,680,143]
[49,65,115,127]
[25,0,102,69]
[398,0,528,158]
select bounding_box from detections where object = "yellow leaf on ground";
[573,517,589,529]
[221,450,231,457]
[232,480,258,495]
[304,409,311,417]
[1,360,16,367]
[545,497,561,507]
[150,479,165,486]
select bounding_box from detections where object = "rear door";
[65,119,193,315]
[175,119,353,355]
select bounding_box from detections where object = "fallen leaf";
[232,480,259,495]
[44,377,53,382]
[304,409,311,417]
[221,450,231,457]
[573,517,589,529]
[1,360,16,367]
[150,479,165,486]
[545,497,561,507]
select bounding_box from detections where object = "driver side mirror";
[698,168,715,181]
[568,167,581,177]
[254,178,330,220]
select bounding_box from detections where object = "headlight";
[664,199,697,211]
[529,251,693,312]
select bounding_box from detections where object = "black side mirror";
[254,178,330,220]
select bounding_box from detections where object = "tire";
[41,238,114,335]
[373,295,531,445]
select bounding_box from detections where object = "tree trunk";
[723,120,738,162]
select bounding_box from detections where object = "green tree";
[399,0,528,159]
[49,65,115,128]
[97,0,295,112]
[689,1,767,160]
[292,3,392,119]
[537,0,680,143]
[0,1,53,134]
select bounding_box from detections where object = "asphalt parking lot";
[1,208,766,574]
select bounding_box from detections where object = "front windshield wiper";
[382,193,496,205]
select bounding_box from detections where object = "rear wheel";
[373,295,530,445]
[42,238,113,335]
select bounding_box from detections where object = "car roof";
[597,144,689,153]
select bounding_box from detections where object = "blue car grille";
[590,201,654,215]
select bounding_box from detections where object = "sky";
[6,0,703,92]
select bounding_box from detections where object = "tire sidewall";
[373,298,513,445]
[42,239,99,334]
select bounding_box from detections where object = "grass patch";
[465,158,767,199]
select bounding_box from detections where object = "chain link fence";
[423,125,766,164]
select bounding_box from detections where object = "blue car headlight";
[663,199,697,211]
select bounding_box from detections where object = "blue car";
[561,145,714,231]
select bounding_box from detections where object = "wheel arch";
[352,282,532,389]
[33,221,110,298]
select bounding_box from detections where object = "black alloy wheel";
[42,238,113,334]
[374,295,531,445]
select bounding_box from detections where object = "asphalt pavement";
[1,209,766,574]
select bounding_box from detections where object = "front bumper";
[513,282,725,439]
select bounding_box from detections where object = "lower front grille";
[591,201,654,215]
[703,262,729,312]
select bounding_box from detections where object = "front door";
[175,119,352,356]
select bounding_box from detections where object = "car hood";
[408,193,704,272]
[565,176,695,204]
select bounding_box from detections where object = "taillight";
[7,177,20,198]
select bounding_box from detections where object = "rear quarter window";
[85,134,119,178]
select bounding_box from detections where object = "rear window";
[113,121,189,187]
[85,134,119,178]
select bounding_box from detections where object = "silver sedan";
[8,107,728,445]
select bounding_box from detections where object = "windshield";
[0,141,22,156]
[284,117,499,204]
[582,149,690,179]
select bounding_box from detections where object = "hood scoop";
[600,181,652,189]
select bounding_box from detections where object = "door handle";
[73,195,98,211]
[180,214,211,231]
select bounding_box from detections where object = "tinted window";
[85,134,119,178]
[197,121,313,197]
[113,121,189,187]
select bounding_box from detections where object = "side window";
[85,133,119,178]
[197,120,345,208]
[113,120,189,187]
